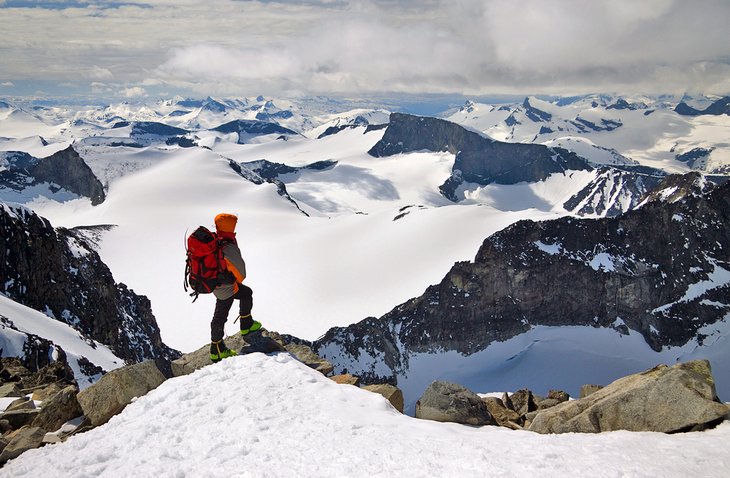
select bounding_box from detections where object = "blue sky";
[1,0,729,101]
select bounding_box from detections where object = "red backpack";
[184,226,228,301]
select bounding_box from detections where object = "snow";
[2,352,729,477]
[0,294,124,388]
[1,95,730,475]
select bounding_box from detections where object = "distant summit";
[675,96,730,116]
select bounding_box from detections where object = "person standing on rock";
[209,213,262,362]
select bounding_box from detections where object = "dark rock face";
[212,119,299,143]
[675,96,730,116]
[676,147,713,168]
[563,167,665,216]
[453,143,590,186]
[369,112,593,200]
[314,174,730,384]
[522,98,552,122]
[368,113,491,157]
[0,146,105,205]
[129,121,188,137]
[0,203,179,364]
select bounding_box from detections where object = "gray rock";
[362,384,404,413]
[330,374,361,386]
[509,389,538,416]
[32,385,83,432]
[1,409,40,430]
[547,390,570,402]
[77,359,169,427]
[482,397,522,429]
[42,415,92,444]
[286,343,334,375]
[0,426,46,464]
[5,397,35,412]
[580,384,604,398]
[29,382,65,402]
[529,360,730,434]
[415,381,493,426]
[0,383,22,398]
[171,330,286,377]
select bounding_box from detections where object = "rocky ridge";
[0,202,179,367]
[367,112,671,217]
[313,173,730,390]
[0,146,105,205]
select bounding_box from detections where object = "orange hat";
[214,213,238,233]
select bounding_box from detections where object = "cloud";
[1,82,14,87]
[88,66,113,80]
[2,0,730,97]
[122,86,147,97]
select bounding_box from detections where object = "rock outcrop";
[0,203,180,365]
[368,113,591,202]
[0,146,105,205]
[675,96,730,116]
[314,174,730,387]
[529,360,730,433]
[415,381,493,426]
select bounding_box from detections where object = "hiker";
[209,212,262,362]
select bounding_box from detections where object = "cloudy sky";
[1,0,729,101]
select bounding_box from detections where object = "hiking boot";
[238,314,262,336]
[210,340,237,363]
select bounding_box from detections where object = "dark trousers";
[211,284,253,342]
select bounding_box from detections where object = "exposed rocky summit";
[314,173,730,387]
[675,96,730,116]
[0,146,105,205]
[212,119,299,143]
[0,202,179,366]
[367,112,654,213]
[370,113,590,191]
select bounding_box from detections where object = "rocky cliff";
[0,146,105,205]
[367,112,649,212]
[0,202,179,366]
[313,173,730,385]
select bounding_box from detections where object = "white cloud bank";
[1,0,729,97]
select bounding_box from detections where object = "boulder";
[42,415,92,444]
[285,344,334,376]
[0,383,23,398]
[547,390,570,402]
[509,389,538,416]
[32,385,83,432]
[580,384,603,398]
[529,360,730,434]
[77,359,170,427]
[171,330,285,377]
[330,374,360,386]
[30,382,65,402]
[482,397,523,429]
[0,426,46,465]
[4,397,35,412]
[0,409,40,430]
[362,384,404,413]
[415,381,493,426]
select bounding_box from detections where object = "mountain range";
[0,93,728,406]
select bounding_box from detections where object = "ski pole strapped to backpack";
[184,226,233,302]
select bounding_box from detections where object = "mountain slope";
[0,202,179,366]
[314,174,730,409]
